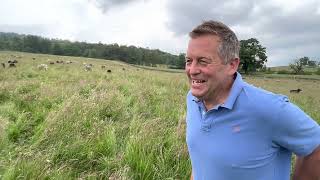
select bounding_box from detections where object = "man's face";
[185,35,235,101]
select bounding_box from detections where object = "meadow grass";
[0,51,319,179]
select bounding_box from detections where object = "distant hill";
[0,32,185,69]
[269,66,319,72]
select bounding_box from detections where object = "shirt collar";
[191,72,244,110]
[220,72,244,109]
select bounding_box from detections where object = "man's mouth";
[192,79,206,85]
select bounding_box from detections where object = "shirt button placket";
[201,111,212,132]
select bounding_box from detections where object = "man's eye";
[185,59,192,64]
[199,59,209,65]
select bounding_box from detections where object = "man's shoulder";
[240,82,289,110]
[186,90,196,106]
[186,90,193,101]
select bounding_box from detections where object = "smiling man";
[185,20,320,180]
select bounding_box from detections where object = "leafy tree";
[307,60,317,67]
[289,58,304,74]
[299,56,309,66]
[239,38,267,74]
[23,35,41,53]
[51,43,63,55]
[176,53,186,69]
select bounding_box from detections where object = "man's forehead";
[187,35,221,54]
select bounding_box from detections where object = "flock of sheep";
[1,54,303,94]
[1,56,114,73]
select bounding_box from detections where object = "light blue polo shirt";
[186,72,320,180]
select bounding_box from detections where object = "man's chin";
[191,91,204,100]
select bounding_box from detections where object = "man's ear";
[228,58,240,75]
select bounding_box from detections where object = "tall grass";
[0,51,190,179]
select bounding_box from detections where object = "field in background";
[0,51,319,179]
[269,65,319,73]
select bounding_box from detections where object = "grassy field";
[269,65,319,73]
[0,51,319,179]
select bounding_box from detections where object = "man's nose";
[188,62,201,75]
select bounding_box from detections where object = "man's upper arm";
[271,97,320,156]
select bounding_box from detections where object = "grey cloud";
[166,0,320,66]
[90,0,146,13]
[165,0,256,36]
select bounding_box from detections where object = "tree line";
[0,32,185,68]
[0,32,269,72]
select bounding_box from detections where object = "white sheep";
[37,64,48,71]
[84,64,92,71]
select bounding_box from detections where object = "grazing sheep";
[37,64,48,71]
[66,61,72,64]
[1,63,5,68]
[9,63,16,68]
[290,88,302,93]
[49,61,55,65]
[8,60,18,64]
[84,64,92,71]
[101,65,106,69]
[107,69,111,73]
[32,57,36,60]
[122,68,125,70]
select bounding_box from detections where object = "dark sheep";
[8,60,17,64]
[9,63,16,68]
[107,69,112,73]
[122,68,125,70]
[101,65,106,69]
[32,57,36,60]
[290,88,302,93]
[49,61,55,64]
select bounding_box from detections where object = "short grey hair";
[189,20,240,64]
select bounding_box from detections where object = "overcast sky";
[0,0,319,66]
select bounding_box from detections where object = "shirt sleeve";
[271,96,320,156]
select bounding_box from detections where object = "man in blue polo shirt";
[185,20,320,180]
